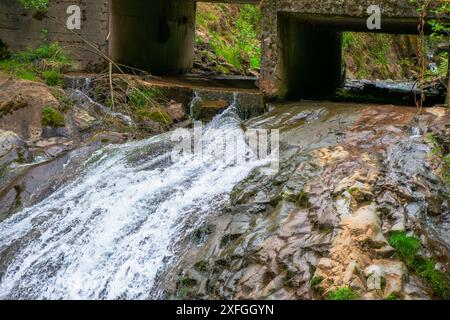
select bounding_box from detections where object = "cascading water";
[0,102,268,299]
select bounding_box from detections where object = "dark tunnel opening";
[278,13,447,105]
[109,0,196,75]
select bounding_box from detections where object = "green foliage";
[327,287,359,300]
[18,0,49,13]
[348,186,361,196]
[428,2,450,37]
[411,256,450,300]
[14,42,68,64]
[135,108,171,124]
[128,87,165,109]
[16,150,26,164]
[427,133,450,184]
[373,40,390,66]
[41,69,62,86]
[194,260,209,273]
[52,90,75,112]
[0,39,9,61]
[342,32,412,80]
[311,276,324,287]
[388,231,421,263]
[127,86,171,125]
[0,41,69,84]
[343,32,358,51]
[296,191,310,208]
[389,230,450,300]
[41,106,65,127]
[385,293,400,300]
[176,275,197,299]
[196,4,261,73]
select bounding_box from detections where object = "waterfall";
[69,89,133,127]
[65,75,133,127]
[0,104,267,300]
[188,90,201,119]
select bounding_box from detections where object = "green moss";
[176,275,197,299]
[194,260,209,273]
[327,287,359,300]
[348,186,360,196]
[385,293,400,300]
[135,108,172,125]
[16,150,26,164]
[427,133,450,184]
[13,184,25,209]
[284,269,297,288]
[311,276,324,287]
[296,191,310,208]
[388,231,420,264]
[192,224,214,244]
[281,190,310,208]
[42,106,65,127]
[410,256,450,300]
[389,231,450,300]
[380,276,387,291]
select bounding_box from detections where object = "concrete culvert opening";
[278,13,447,105]
[109,0,262,90]
[109,0,196,75]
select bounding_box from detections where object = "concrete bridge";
[0,0,447,100]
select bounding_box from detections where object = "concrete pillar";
[109,0,196,75]
[279,16,343,99]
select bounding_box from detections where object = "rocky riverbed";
[0,73,449,300]
[168,102,449,300]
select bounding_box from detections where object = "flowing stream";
[0,100,266,299]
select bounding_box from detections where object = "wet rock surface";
[170,102,449,300]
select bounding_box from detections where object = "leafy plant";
[311,276,324,287]
[389,230,450,299]
[388,231,420,264]
[42,106,65,127]
[0,41,69,83]
[18,0,48,13]
[427,133,450,183]
[196,3,261,73]
[41,69,62,86]
[410,256,450,300]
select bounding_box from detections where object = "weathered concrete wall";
[0,0,447,99]
[0,0,109,70]
[110,0,196,75]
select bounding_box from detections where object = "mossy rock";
[194,260,210,273]
[327,287,359,300]
[135,107,172,125]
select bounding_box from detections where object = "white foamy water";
[0,105,266,300]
